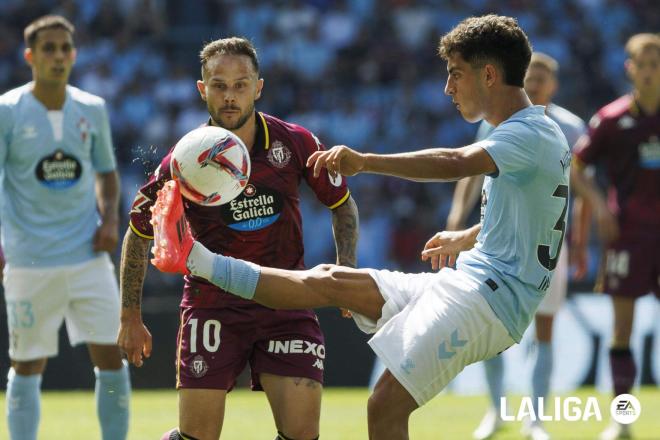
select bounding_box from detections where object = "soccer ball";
[170,126,250,206]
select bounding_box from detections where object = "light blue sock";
[6,368,41,440]
[532,341,553,417]
[95,360,130,440]
[484,355,504,413]
[188,242,261,299]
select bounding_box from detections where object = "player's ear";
[255,78,264,101]
[624,59,634,80]
[196,80,207,101]
[24,47,33,66]
[484,64,498,87]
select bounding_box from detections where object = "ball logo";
[198,136,249,184]
[171,157,218,205]
[267,141,291,168]
[610,394,641,425]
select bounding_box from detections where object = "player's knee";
[11,358,47,375]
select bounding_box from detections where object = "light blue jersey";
[457,106,571,342]
[0,83,116,267]
[475,103,586,147]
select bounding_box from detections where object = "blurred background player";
[442,52,587,440]
[117,37,359,440]
[0,15,129,440]
[571,32,659,440]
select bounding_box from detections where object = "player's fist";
[307,145,365,178]
[94,219,119,253]
[117,318,152,368]
[594,202,619,244]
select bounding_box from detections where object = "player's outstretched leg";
[151,180,384,320]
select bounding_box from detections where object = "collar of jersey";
[257,111,270,150]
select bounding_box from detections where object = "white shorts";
[353,268,514,406]
[3,254,120,361]
[536,247,568,316]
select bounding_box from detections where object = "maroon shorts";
[603,235,660,299]
[175,305,325,391]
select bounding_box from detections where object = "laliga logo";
[500,397,603,422]
[197,136,249,184]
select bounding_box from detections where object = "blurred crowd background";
[1,0,657,285]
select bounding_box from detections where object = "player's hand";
[94,218,119,253]
[307,145,365,178]
[594,202,619,244]
[117,318,152,368]
[421,229,474,270]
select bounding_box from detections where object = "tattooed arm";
[117,228,153,367]
[331,195,359,268]
[331,195,359,317]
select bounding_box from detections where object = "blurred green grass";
[5,386,658,439]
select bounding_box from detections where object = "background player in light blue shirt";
[0,15,129,440]
[148,15,570,439]
[445,52,586,440]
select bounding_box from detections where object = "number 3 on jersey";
[188,318,221,353]
[537,184,569,271]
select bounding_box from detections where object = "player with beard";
[117,37,359,440]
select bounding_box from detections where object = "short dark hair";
[24,15,75,48]
[438,15,532,87]
[199,37,259,79]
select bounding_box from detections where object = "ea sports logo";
[610,394,641,424]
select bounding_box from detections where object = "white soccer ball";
[170,126,250,206]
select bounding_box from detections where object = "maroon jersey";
[130,112,350,308]
[573,95,660,234]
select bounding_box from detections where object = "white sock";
[187,241,215,279]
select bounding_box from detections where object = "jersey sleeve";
[573,113,608,166]
[478,120,539,178]
[301,130,350,209]
[564,119,587,150]
[128,150,173,239]
[91,102,117,173]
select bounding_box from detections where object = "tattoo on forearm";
[332,196,359,268]
[120,229,151,309]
